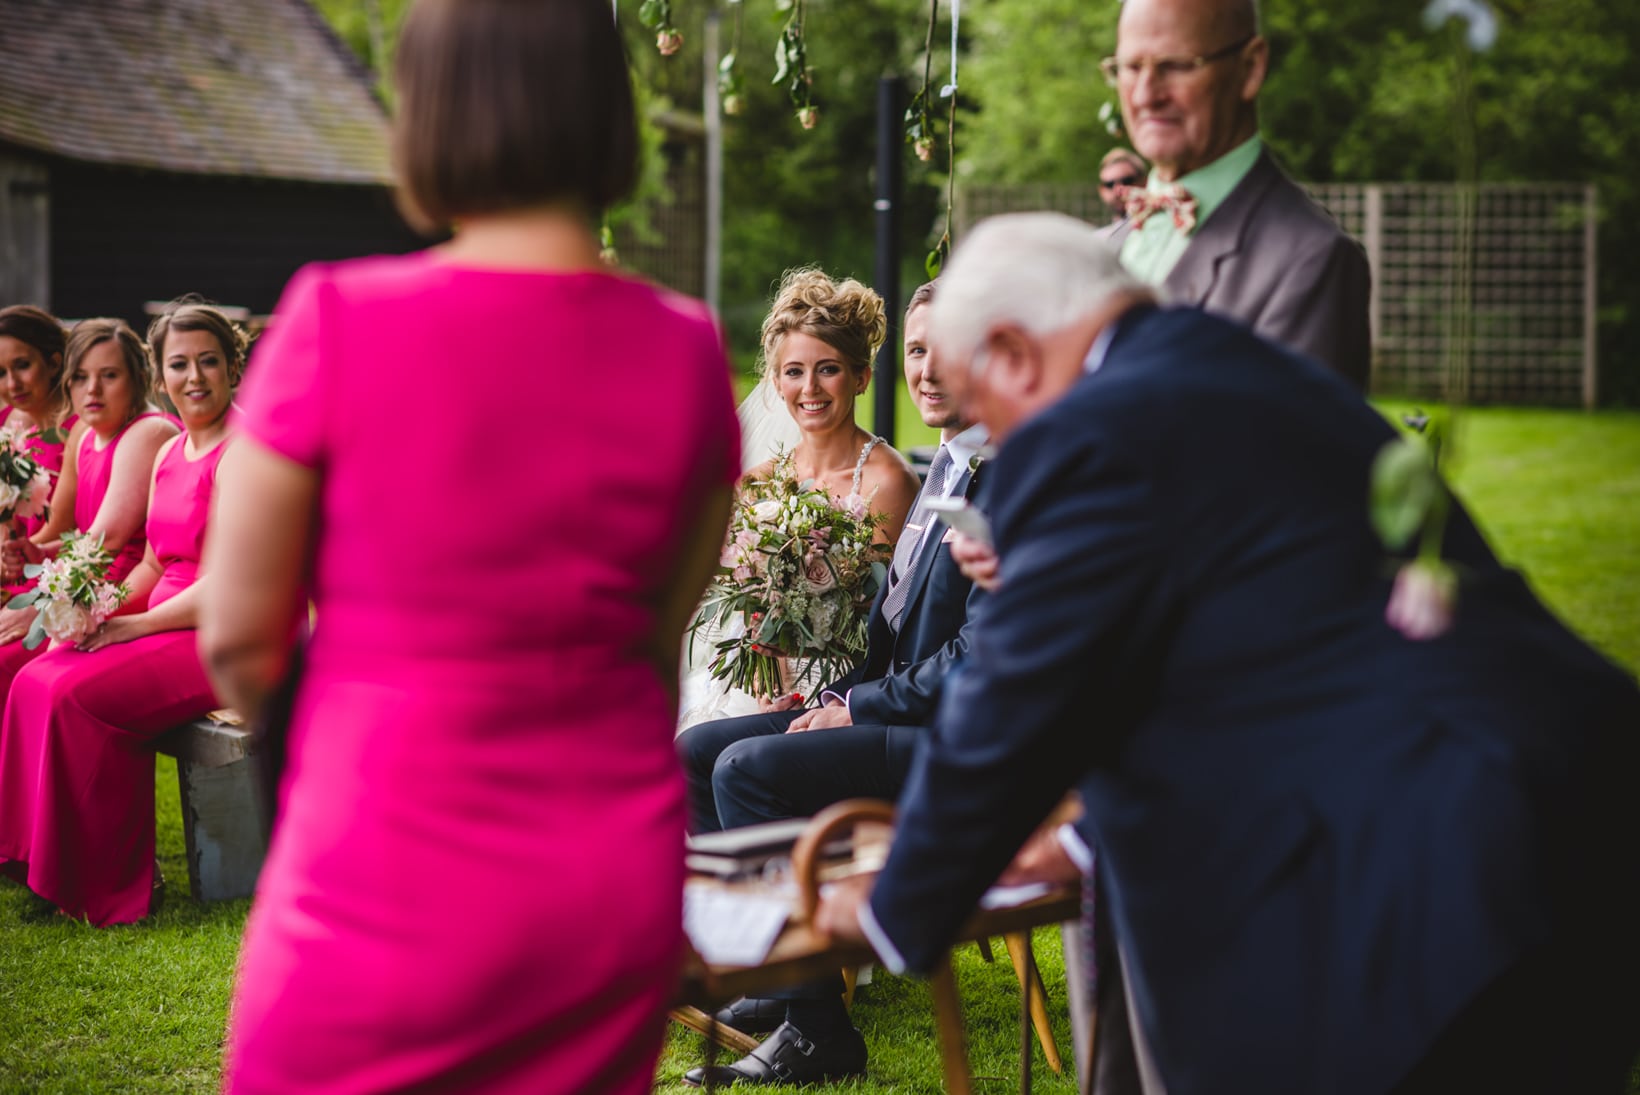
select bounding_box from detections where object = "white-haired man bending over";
[817,212,1640,1095]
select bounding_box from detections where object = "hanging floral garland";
[773,0,818,129]
[630,0,966,271]
[717,1,746,115]
[919,0,959,276]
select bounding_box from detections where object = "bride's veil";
[736,376,802,472]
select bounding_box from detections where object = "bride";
[679,268,920,730]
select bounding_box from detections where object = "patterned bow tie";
[1122,183,1198,233]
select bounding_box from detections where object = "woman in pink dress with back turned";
[0,301,241,924]
[204,1,739,1091]
[0,320,176,698]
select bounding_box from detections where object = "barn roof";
[0,0,394,185]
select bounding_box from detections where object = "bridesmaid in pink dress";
[204,2,739,1091]
[0,319,176,698]
[0,305,81,585]
[0,302,242,924]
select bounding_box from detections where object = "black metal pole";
[872,75,905,445]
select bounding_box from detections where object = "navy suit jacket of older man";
[867,306,1640,1094]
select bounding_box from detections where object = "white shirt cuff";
[857,897,909,975]
[820,688,851,713]
[1057,822,1095,874]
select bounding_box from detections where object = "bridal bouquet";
[0,419,55,526]
[6,532,129,648]
[692,453,891,697]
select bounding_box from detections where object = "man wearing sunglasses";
[1104,0,1371,391]
[1099,147,1149,222]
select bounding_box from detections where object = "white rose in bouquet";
[37,598,95,645]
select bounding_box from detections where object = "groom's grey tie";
[882,445,954,631]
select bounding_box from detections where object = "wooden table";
[675,877,1080,1093]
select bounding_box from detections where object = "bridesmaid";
[0,305,82,569]
[0,320,176,697]
[0,301,242,924]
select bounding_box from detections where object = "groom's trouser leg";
[711,724,923,831]
[712,725,925,1036]
[675,711,800,834]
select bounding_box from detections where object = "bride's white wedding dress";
[676,379,882,732]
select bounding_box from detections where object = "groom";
[677,281,986,1087]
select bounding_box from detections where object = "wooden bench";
[153,717,271,902]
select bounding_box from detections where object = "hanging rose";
[638,0,680,57]
[718,51,745,116]
[797,105,820,129]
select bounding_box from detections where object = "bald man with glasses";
[1103,0,1371,390]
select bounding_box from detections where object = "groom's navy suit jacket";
[825,462,985,726]
[869,306,1640,1094]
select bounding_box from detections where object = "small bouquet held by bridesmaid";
[693,452,891,697]
[6,532,129,648]
[0,419,57,527]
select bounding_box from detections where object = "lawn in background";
[3,403,1637,1092]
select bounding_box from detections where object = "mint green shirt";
[1119,134,1263,286]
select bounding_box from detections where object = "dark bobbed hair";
[146,296,251,390]
[0,304,68,389]
[63,319,152,415]
[391,0,640,233]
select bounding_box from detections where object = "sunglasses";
[1100,174,1143,190]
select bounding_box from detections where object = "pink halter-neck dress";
[0,431,229,924]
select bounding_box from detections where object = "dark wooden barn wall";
[49,161,425,324]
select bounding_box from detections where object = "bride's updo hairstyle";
[759,268,888,384]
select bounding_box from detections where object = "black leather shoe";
[712,997,788,1035]
[683,1022,867,1087]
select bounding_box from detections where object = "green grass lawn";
[3,402,1637,1092]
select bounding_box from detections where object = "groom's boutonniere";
[968,445,995,475]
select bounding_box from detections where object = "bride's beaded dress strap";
[851,436,885,496]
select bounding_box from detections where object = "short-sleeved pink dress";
[224,254,740,1094]
[0,431,228,923]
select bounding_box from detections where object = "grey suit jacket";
[1107,149,1372,390]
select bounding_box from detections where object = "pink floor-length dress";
[0,411,149,698]
[224,255,740,1095]
[0,431,229,923]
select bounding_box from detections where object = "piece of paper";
[979,882,1054,910]
[684,887,791,967]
